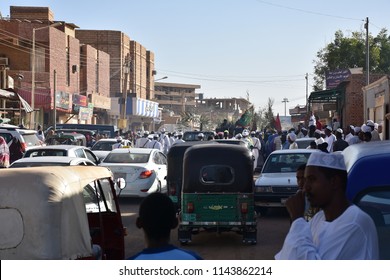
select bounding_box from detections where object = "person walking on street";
[9,136,24,163]
[275,152,379,260]
[147,134,163,151]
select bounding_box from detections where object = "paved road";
[119,197,290,260]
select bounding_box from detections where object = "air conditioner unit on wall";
[0,57,9,66]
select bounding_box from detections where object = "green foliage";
[313,28,390,91]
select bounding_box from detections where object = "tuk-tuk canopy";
[0,166,113,260]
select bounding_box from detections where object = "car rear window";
[24,149,68,157]
[21,133,42,147]
[103,153,149,163]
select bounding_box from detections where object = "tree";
[264,98,276,130]
[313,28,390,91]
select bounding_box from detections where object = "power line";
[255,0,364,22]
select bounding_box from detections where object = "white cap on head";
[325,125,332,131]
[242,129,249,137]
[361,124,371,133]
[315,129,322,134]
[354,126,361,133]
[307,151,346,171]
[336,128,343,134]
[366,120,375,127]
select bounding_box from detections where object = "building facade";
[75,30,157,132]
[0,6,111,129]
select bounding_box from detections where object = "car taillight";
[139,170,153,179]
[187,202,194,213]
[241,202,248,214]
[169,183,176,195]
[21,142,27,152]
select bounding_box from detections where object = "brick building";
[308,68,383,130]
[0,6,111,128]
[75,30,157,132]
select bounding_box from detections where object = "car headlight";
[255,186,273,193]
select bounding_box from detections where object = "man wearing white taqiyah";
[275,152,379,260]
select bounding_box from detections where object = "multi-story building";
[75,30,157,132]
[0,6,111,129]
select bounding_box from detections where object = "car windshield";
[262,152,311,173]
[103,152,150,163]
[24,149,68,157]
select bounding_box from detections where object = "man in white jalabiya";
[275,152,379,260]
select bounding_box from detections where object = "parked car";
[343,141,390,260]
[23,144,100,165]
[91,138,132,160]
[0,166,126,259]
[9,156,96,168]
[0,124,43,150]
[100,148,168,197]
[254,149,316,215]
[295,137,316,149]
[178,143,257,244]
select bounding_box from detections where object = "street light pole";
[154,76,168,82]
[282,97,289,117]
[31,22,62,129]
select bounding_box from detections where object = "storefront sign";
[126,97,159,118]
[55,91,71,110]
[90,94,111,109]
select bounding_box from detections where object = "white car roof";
[27,145,86,151]
[11,156,92,164]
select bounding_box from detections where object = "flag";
[235,109,251,127]
[275,113,282,132]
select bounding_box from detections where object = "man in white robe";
[275,152,379,260]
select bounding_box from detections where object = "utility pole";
[305,73,308,110]
[282,97,289,116]
[53,70,57,131]
[120,54,131,130]
[365,17,369,86]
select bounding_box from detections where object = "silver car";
[254,149,316,215]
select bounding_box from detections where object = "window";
[201,165,234,184]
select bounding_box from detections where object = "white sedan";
[100,148,167,197]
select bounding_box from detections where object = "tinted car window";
[0,132,13,143]
[201,165,234,184]
[24,149,67,157]
[91,141,115,151]
[104,153,149,163]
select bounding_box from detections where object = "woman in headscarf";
[0,136,10,168]
[9,136,24,163]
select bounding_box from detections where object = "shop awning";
[0,89,34,113]
[309,88,344,103]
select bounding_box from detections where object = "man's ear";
[171,217,178,229]
[136,217,143,229]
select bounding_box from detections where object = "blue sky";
[1,0,389,116]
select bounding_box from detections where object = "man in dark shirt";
[333,128,349,152]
